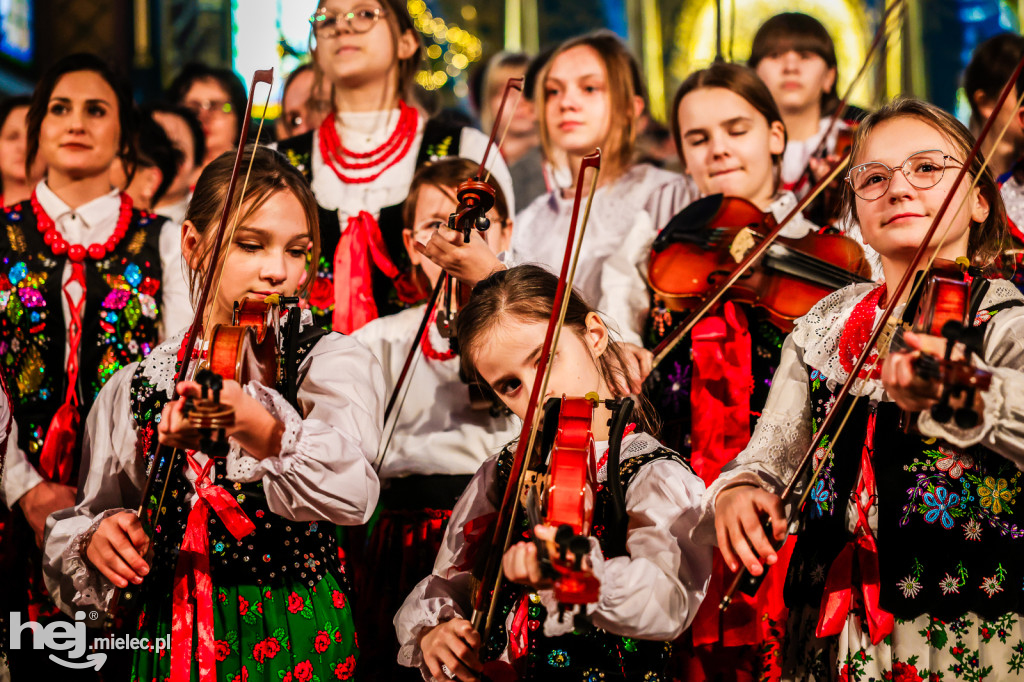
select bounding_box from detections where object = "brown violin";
[649,194,873,332]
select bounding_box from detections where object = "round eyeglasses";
[846,150,963,201]
[310,6,383,38]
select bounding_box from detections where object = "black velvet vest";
[785,299,1024,621]
[0,200,164,476]
[277,118,464,330]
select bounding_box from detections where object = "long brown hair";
[535,30,645,182]
[310,0,423,107]
[670,62,787,192]
[455,264,660,435]
[841,97,1008,270]
[184,145,321,303]
[401,157,511,228]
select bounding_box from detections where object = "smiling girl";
[395,264,711,681]
[277,0,512,334]
[704,97,1024,680]
[0,53,190,678]
[44,146,385,681]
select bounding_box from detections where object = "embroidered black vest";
[480,443,684,681]
[785,300,1024,621]
[119,323,343,613]
[0,201,164,474]
[278,118,464,330]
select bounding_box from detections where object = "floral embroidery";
[935,448,975,479]
[978,476,1015,515]
[923,486,959,529]
[939,572,963,595]
[963,517,983,541]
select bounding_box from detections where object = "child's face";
[184,190,313,325]
[0,105,42,185]
[677,87,785,206]
[470,314,610,421]
[39,71,121,181]
[852,116,988,264]
[312,0,418,93]
[404,183,510,287]
[543,45,613,158]
[755,49,835,116]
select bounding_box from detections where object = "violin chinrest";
[652,194,724,252]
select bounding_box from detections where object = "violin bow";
[721,50,1024,608]
[373,78,524,473]
[472,149,602,643]
[651,152,851,368]
[792,0,905,191]
[105,69,274,624]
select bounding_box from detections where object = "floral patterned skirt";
[132,571,358,681]
[783,601,1024,681]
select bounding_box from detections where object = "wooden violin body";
[649,194,873,331]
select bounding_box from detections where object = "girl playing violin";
[349,157,519,677]
[705,97,1024,679]
[395,264,712,681]
[0,52,190,679]
[277,0,513,334]
[44,146,385,682]
[643,61,857,681]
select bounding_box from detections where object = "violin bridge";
[729,228,757,263]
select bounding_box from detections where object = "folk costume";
[277,107,514,333]
[43,312,385,682]
[698,278,1024,680]
[395,431,712,681]
[635,185,824,680]
[996,162,1024,291]
[0,182,188,677]
[349,304,520,676]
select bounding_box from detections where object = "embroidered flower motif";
[963,518,983,541]
[898,575,923,598]
[891,661,923,682]
[981,576,1005,597]
[923,486,959,529]
[332,590,346,609]
[811,564,826,585]
[214,640,230,661]
[935,448,974,479]
[547,649,571,667]
[314,630,330,653]
[309,276,334,311]
[238,596,249,615]
[294,660,314,682]
[287,592,305,613]
[978,477,1014,515]
[939,573,962,595]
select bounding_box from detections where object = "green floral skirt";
[132,571,358,681]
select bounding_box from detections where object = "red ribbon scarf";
[331,211,401,334]
[38,262,88,484]
[815,411,895,645]
[171,452,256,682]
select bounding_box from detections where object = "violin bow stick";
[105,70,274,626]
[721,49,1024,608]
[478,77,524,186]
[797,0,904,183]
[472,150,602,641]
[651,150,851,368]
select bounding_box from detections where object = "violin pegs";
[954,407,980,429]
[930,399,954,424]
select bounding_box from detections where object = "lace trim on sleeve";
[64,508,132,611]
[225,381,303,482]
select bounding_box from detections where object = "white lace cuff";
[64,508,131,611]
[226,381,303,482]
[396,599,466,678]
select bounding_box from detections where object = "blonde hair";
[536,31,644,182]
[184,145,321,303]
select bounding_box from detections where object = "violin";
[894,260,991,431]
[649,194,873,332]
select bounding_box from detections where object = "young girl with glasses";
[277,0,513,334]
[703,97,1024,679]
[44,146,385,682]
[0,52,191,678]
[394,264,712,681]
